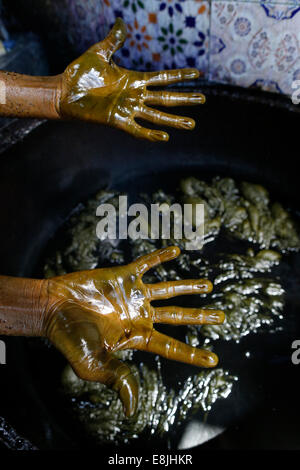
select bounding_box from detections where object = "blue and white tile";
[103,0,211,73]
[209,1,300,95]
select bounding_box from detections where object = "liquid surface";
[43,176,300,446]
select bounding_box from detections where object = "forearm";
[0,71,62,119]
[0,276,49,336]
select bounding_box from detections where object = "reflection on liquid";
[62,354,236,445]
[178,420,224,449]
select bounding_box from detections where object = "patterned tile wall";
[104,1,211,73]
[1,0,299,96]
[210,1,300,94]
[102,0,300,96]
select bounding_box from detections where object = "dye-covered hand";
[44,246,224,417]
[0,19,205,141]
[0,246,224,417]
[59,18,205,141]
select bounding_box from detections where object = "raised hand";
[59,18,205,141]
[44,246,224,417]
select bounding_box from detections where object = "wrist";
[0,276,50,336]
[0,72,63,120]
[52,74,63,119]
[35,278,51,337]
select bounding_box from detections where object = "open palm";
[59,18,205,142]
[44,246,224,417]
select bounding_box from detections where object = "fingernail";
[186,69,200,79]
[152,131,169,142]
[196,280,213,292]
[192,93,205,104]
[206,310,225,324]
[166,246,180,258]
[120,379,139,418]
[203,352,218,367]
[181,118,195,130]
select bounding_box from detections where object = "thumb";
[88,18,127,60]
[71,354,139,417]
[108,356,139,417]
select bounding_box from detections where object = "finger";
[145,90,205,107]
[108,357,138,418]
[153,306,225,325]
[145,68,199,86]
[140,330,218,367]
[137,105,195,130]
[126,120,169,142]
[132,246,180,276]
[88,18,127,59]
[99,357,138,418]
[147,279,213,300]
[72,354,138,418]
